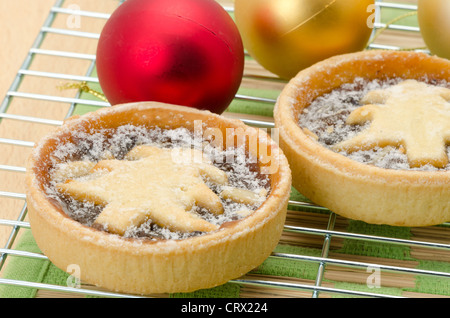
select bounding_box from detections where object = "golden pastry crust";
[26,102,291,294]
[274,50,449,227]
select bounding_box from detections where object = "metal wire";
[0,0,448,298]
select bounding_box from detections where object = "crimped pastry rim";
[26,102,291,294]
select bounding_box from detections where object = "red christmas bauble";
[96,0,244,114]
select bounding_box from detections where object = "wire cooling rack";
[0,0,449,298]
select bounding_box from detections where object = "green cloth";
[2,226,449,298]
[0,230,52,298]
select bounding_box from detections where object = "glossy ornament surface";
[418,0,450,60]
[96,0,244,114]
[235,0,375,79]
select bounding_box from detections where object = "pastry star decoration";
[55,145,265,235]
[333,80,450,168]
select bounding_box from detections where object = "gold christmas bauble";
[234,0,375,79]
[418,0,450,60]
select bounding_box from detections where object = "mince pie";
[274,50,449,227]
[26,102,291,294]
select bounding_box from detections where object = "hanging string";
[58,81,109,102]
[282,0,337,36]
[367,10,426,51]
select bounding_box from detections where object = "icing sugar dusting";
[298,78,450,171]
[45,125,271,241]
